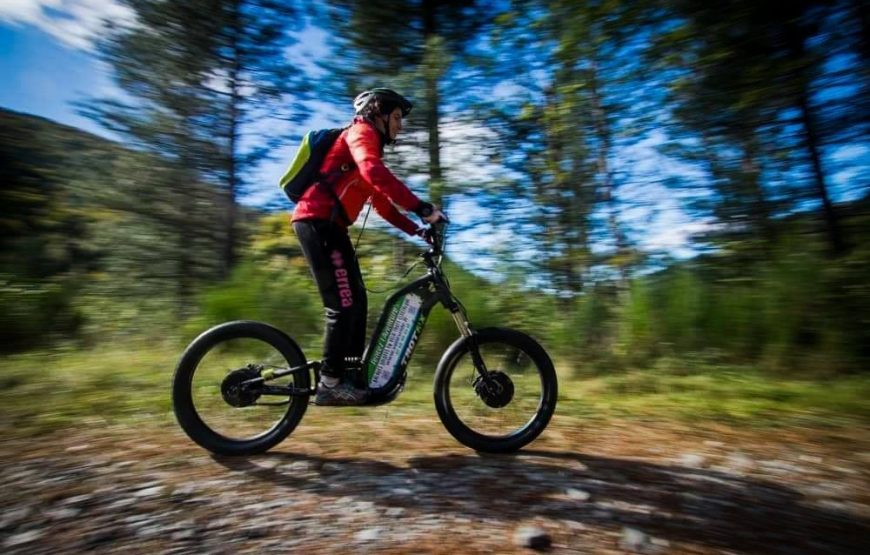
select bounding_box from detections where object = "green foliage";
[608,217,870,373]
[616,279,655,363]
[196,260,323,343]
[0,276,82,351]
[0,108,228,350]
[189,214,322,350]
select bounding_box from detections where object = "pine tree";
[84,0,306,289]
[652,0,868,255]
[481,0,651,295]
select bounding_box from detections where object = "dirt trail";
[1,411,868,554]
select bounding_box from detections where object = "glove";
[414,201,448,224]
[414,227,434,245]
[414,201,434,220]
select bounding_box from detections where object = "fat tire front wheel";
[172,321,310,456]
[433,327,557,453]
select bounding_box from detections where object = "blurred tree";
[83,0,307,286]
[0,109,227,347]
[652,0,868,256]
[0,112,89,349]
[321,0,491,206]
[0,110,114,284]
[479,0,651,296]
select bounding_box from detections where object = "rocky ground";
[1,410,868,554]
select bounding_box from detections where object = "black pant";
[293,219,367,379]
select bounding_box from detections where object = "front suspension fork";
[451,310,501,391]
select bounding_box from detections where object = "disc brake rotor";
[473,370,514,408]
[220,365,263,407]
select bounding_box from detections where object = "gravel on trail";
[1,412,868,554]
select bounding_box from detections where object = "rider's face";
[387,107,403,140]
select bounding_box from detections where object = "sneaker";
[315,380,370,406]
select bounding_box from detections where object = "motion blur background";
[1,0,868,426]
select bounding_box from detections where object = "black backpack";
[278,128,346,203]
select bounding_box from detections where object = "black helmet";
[353,88,413,117]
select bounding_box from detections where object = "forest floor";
[1,406,868,554]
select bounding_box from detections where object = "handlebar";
[422,215,449,258]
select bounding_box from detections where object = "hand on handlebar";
[423,207,448,224]
[414,227,434,245]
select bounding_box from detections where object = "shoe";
[315,380,370,406]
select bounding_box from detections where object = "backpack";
[279,128,346,203]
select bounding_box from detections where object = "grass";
[0,344,868,438]
[0,343,178,434]
[555,363,870,426]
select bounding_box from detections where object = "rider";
[292,88,445,406]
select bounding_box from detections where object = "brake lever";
[429,216,448,255]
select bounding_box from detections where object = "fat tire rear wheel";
[172,321,310,455]
[434,327,557,453]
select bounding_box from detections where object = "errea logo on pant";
[331,250,353,308]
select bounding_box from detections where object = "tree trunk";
[588,61,628,286]
[740,135,776,249]
[797,88,844,254]
[223,0,242,278]
[422,0,443,206]
[426,72,442,205]
[225,112,239,278]
[176,167,195,317]
[544,81,589,298]
[785,17,845,255]
[855,0,870,63]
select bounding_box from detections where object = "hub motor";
[473,370,514,408]
[221,365,263,407]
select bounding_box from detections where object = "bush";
[195,260,323,348]
[0,275,82,352]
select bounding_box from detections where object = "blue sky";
[0,22,113,137]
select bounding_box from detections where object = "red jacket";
[291,117,422,235]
